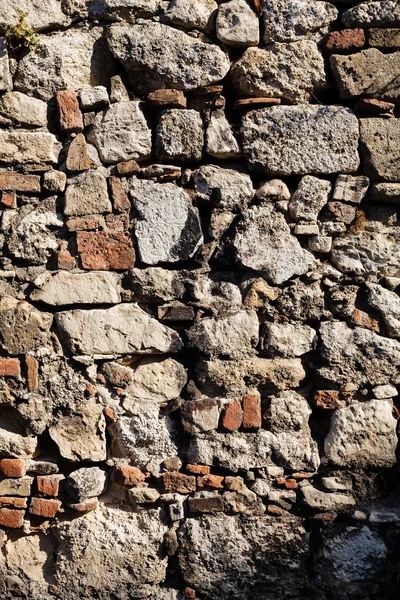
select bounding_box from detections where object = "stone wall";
[0,0,399,598]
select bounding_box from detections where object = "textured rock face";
[262,0,338,43]
[360,118,400,181]
[241,106,360,175]
[30,271,121,306]
[0,131,59,164]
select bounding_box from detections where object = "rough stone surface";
[216,0,260,47]
[359,118,400,181]
[289,176,332,221]
[162,0,218,32]
[0,92,47,127]
[193,165,253,212]
[156,109,204,162]
[30,271,121,306]
[342,1,400,28]
[64,171,111,217]
[0,131,59,164]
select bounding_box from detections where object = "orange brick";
[29,497,61,518]
[25,356,39,391]
[162,472,196,494]
[0,497,28,509]
[0,190,17,208]
[242,394,261,430]
[0,172,40,192]
[186,464,210,475]
[0,508,24,528]
[197,474,224,490]
[0,458,25,478]
[55,90,83,133]
[221,401,243,432]
[0,358,21,378]
[37,475,62,497]
[114,465,146,487]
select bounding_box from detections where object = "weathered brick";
[147,89,187,109]
[324,29,365,54]
[37,475,63,497]
[183,588,196,599]
[29,497,61,518]
[0,459,25,478]
[0,172,40,192]
[188,496,224,513]
[0,497,28,509]
[66,133,93,171]
[56,241,76,270]
[66,216,105,232]
[325,202,356,224]
[55,90,84,133]
[186,464,210,475]
[221,401,243,432]
[116,159,140,176]
[242,394,261,430]
[0,358,20,378]
[162,472,196,494]
[355,98,395,118]
[0,190,16,208]
[352,309,380,333]
[197,474,224,490]
[314,390,352,410]
[77,231,136,270]
[25,356,39,392]
[108,176,131,212]
[68,498,99,513]
[0,508,24,528]
[114,465,146,487]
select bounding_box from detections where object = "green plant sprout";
[5,8,39,52]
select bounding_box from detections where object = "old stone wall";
[0,0,399,598]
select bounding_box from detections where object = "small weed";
[5,8,39,53]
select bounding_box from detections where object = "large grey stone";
[0,131,59,164]
[55,304,183,355]
[89,0,161,21]
[241,106,360,175]
[15,25,116,101]
[216,0,259,47]
[193,165,254,212]
[161,0,218,32]
[261,322,317,357]
[30,271,121,306]
[125,357,187,406]
[0,296,52,355]
[366,283,400,339]
[0,37,12,92]
[301,482,356,512]
[331,229,400,277]
[289,176,332,222]
[324,400,397,467]
[64,170,112,216]
[106,22,230,94]
[232,205,314,284]
[66,467,107,502]
[342,1,400,28]
[155,109,204,162]
[331,49,400,101]
[90,102,152,164]
[360,119,400,181]
[231,41,326,103]
[0,92,47,127]
[262,0,338,43]
[130,179,203,265]
[0,430,37,459]
[0,0,69,31]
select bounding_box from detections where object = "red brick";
[147,89,186,109]
[221,401,243,432]
[0,191,16,208]
[0,497,28,509]
[0,358,20,378]
[183,588,196,599]
[0,459,25,478]
[56,242,76,270]
[114,465,146,487]
[352,309,380,333]
[108,176,131,212]
[66,216,105,232]
[0,508,24,528]
[25,356,39,392]
[162,472,196,494]
[116,159,140,177]
[186,464,210,475]
[234,97,281,112]
[55,90,84,133]
[355,98,395,118]
[77,231,135,270]
[105,213,129,231]
[37,475,61,497]
[314,390,351,410]
[29,497,61,518]
[242,394,261,430]
[66,133,93,171]
[197,474,224,490]
[68,498,98,513]
[0,172,41,192]
[324,29,365,54]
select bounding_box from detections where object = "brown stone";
[0,508,24,528]
[77,231,135,270]
[242,394,261,430]
[313,512,337,523]
[0,172,40,192]
[184,588,196,599]
[56,241,76,270]
[186,464,210,475]
[55,90,84,133]
[105,213,129,231]
[66,133,93,171]
[116,159,140,177]
[188,95,225,112]
[157,304,195,323]
[114,465,146,487]
[352,309,380,333]
[0,358,20,378]
[193,85,224,96]
[0,191,16,208]
[29,497,61,518]
[162,472,196,494]
[197,474,224,490]
[108,176,130,212]
[104,407,116,421]
[368,28,400,50]
[0,497,28,509]
[233,98,281,112]
[267,505,284,516]
[37,475,61,497]
[249,0,263,16]
[68,498,99,513]
[25,356,39,392]
[325,202,356,224]
[147,89,187,109]
[0,459,25,478]
[66,216,105,232]
[323,29,365,54]
[221,401,243,432]
[314,390,352,410]
[188,496,224,513]
[355,98,395,118]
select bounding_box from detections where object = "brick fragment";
[323,29,365,54]
[25,356,39,391]
[55,90,84,133]
[147,89,187,108]
[325,202,356,224]
[355,98,395,118]
[183,588,196,599]
[76,231,135,270]
[108,176,131,212]
[242,394,261,430]
[157,304,195,323]
[66,216,105,232]
[352,309,380,333]
[221,400,243,432]
[314,390,352,410]
[188,496,224,513]
[0,358,20,378]
[114,465,146,487]
[0,172,40,192]
[37,475,63,497]
[66,133,93,171]
[29,497,61,518]
[56,241,76,270]
[0,508,24,528]
[186,464,210,475]
[68,498,99,513]
[162,472,196,494]
[0,459,25,478]
[0,191,16,208]
[197,474,224,490]
[0,497,27,509]
[234,97,281,112]
[105,213,129,231]
[116,159,140,176]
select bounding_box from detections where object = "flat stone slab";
[241,105,359,175]
[0,130,59,164]
[360,118,400,181]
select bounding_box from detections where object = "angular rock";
[332,175,369,204]
[0,37,12,92]
[342,1,400,28]
[126,357,187,405]
[0,0,69,31]
[0,429,37,459]
[0,92,47,127]
[323,28,366,54]
[289,176,332,221]
[49,398,107,462]
[325,400,397,468]
[360,119,400,181]
[106,22,230,94]
[331,229,400,277]
[187,310,259,358]
[90,102,152,164]
[301,483,356,512]
[231,41,326,103]
[128,487,160,504]
[0,477,33,497]
[369,182,400,204]
[318,321,400,389]
[0,297,52,355]
[0,130,59,164]
[366,283,400,339]
[161,0,218,32]
[66,134,93,172]
[130,179,203,265]
[241,105,360,175]
[330,49,400,101]
[232,205,314,284]
[55,304,182,355]
[56,90,84,133]
[30,271,121,306]
[43,170,67,193]
[79,86,109,111]
[147,89,186,109]
[15,25,116,101]
[205,110,241,160]
[128,267,185,303]
[216,0,259,47]
[64,171,111,217]
[66,467,107,502]
[193,165,254,212]
[155,109,204,162]
[261,322,316,357]
[368,27,400,49]
[262,0,338,44]
[76,231,136,271]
